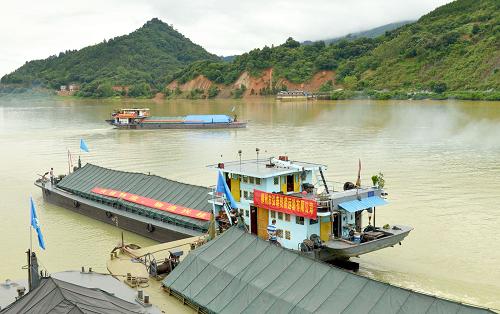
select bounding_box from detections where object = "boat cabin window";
[245,210,249,217]
[256,178,261,185]
[285,213,291,222]
[296,216,305,225]
[249,191,254,200]
[242,176,248,183]
[243,191,248,199]
[310,218,318,225]
[231,174,239,180]
[270,211,276,218]
[274,177,279,185]
[277,212,283,220]
[249,177,255,184]
[285,230,291,240]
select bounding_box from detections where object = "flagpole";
[29,225,32,253]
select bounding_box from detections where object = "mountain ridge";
[0,18,218,96]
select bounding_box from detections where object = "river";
[0,95,499,309]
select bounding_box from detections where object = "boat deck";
[106,236,206,313]
[321,225,413,259]
[326,225,413,249]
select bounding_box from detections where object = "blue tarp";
[183,115,231,124]
[338,195,388,213]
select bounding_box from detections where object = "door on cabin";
[257,207,269,240]
[280,176,287,193]
[320,217,332,242]
[230,174,240,202]
[355,211,362,232]
[286,174,294,192]
[250,206,258,235]
[332,213,341,238]
[293,173,300,192]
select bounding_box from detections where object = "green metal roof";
[163,227,494,314]
[56,164,211,231]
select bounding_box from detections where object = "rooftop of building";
[207,157,326,178]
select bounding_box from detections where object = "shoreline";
[1,86,499,102]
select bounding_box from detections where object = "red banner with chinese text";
[253,190,317,219]
[91,187,211,221]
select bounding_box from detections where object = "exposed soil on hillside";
[166,69,336,99]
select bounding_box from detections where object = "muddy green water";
[0,96,499,309]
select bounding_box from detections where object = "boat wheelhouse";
[107,108,246,129]
[208,156,412,261]
[276,90,316,100]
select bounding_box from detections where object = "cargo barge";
[35,164,212,242]
[106,108,246,129]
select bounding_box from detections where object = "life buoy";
[105,211,112,218]
[73,200,80,208]
[146,223,155,233]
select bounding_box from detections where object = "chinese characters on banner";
[253,190,317,219]
[91,187,211,221]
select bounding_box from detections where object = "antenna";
[256,148,260,167]
[238,150,242,171]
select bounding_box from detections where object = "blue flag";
[80,139,89,152]
[30,198,46,250]
[216,171,238,209]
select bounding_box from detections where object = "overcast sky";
[0,0,452,77]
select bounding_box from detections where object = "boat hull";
[35,181,203,243]
[314,225,413,261]
[108,121,247,129]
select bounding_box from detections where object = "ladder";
[316,167,330,194]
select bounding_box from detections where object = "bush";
[207,85,219,98]
[231,84,247,98]
[129,83,152,98]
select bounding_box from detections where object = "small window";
[256,178,261,185]
[249,191,254,200]
[310,219,318,225]
[249,177,255,184]
[243,191,248,199]
[278,212,283,220]
[270,211,276,218]
[285,230,291,240]
[242,176,248,183]
[285,214,291,222]
[245,210,249,217]
[276,229,283,238]
[274,177,279,185]
[296,216,304,225]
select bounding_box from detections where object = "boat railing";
[208,186,225,205]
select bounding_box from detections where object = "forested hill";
[1,18,218,94]
[173,0,499,97]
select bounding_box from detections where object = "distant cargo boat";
[106,108,246,129]
[276,90,316,100]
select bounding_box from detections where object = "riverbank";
[1,84,499,101]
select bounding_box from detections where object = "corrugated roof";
[162,227,494,314]
[56,164,211,231]
[0,277,157,314]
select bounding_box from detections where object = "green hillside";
[1,18,218,96]
[173,0,499,99]
[361,0,499,91]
